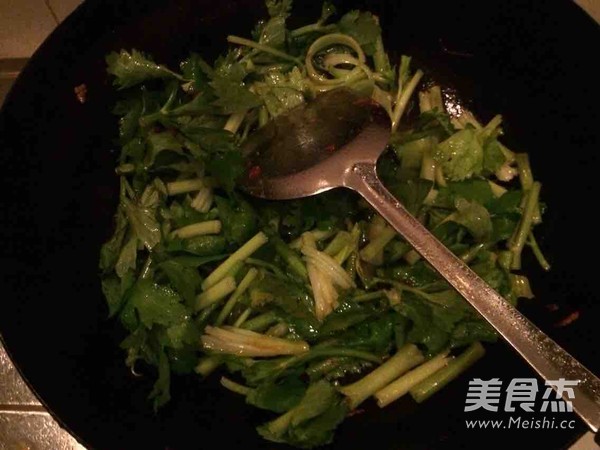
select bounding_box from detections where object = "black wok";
[0,0,599,448]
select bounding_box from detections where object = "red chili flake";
[554,310,580,328]
[545,303,560,312]
[324,144,336,153]
[348,408,366,417]
[74,83,87,104]
[248,165,262,180]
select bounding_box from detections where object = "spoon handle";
[345,162,600,432]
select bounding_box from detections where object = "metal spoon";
[241,87,600,434]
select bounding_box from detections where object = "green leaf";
[398,55,411,91]
[445,198,493,242]
[247,377,307,413]
[129,279,188,328]
[121,327,156,366]
[122,137,146,166]
[319,300,378,336]
[200,51,263,114]
[486,190,523,215]
[207,150,245,192]
[388,179,433,216]
[491,215,519,242]
[328,313,395,355]
[319,2,336,23]
[99,207,128,273]
[337,11,382,56]
[451,320,497,347]
[257,380,348,448]
[215,196,258,244]
[158,259,202,307]
[287,400,348,448]
[257,14,287,49]
[101,277,122,318]
[169,254,228,268]
[170,235,228,256]
[418,109,456,137]
[168,92,216,116]
[444,180,495,206]
[394,315,410,350]
[113,97,143,143]
[384,261,439,288]
[163,319,201,349]
[115,235,138,278]
[123,193,161,250]
[101,274,134,318]
[180,53,213,92]
[242,357,296,386]
[119,298,139,332]
[145,131,183,167]
[166,199,215,228]
[213,51,247,82]
[266,0,292,17]
[390,112,454,151]
[398,296,451,355]
[298,190,359,231]
[106,49,180,89]
[426,290,470,310]
[389,136,434,178]
[255,70,308,117]
[434,128,483,181]
[180,126,235,153]
[166,346,200,374]
[430,301,467,333]
[471,257,509,295]
[313,357,374,383]
[251,274,317,329]
[149,349,171,410]
[483,139,506,173]
[211,77,263,113]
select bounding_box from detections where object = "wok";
[0,0,598,448]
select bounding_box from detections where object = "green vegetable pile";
[100,1,549,447]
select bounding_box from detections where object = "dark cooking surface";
[0,0,598,449]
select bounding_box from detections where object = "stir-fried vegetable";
[100,0,549,447]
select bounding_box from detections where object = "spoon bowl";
[241,88,390,199]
